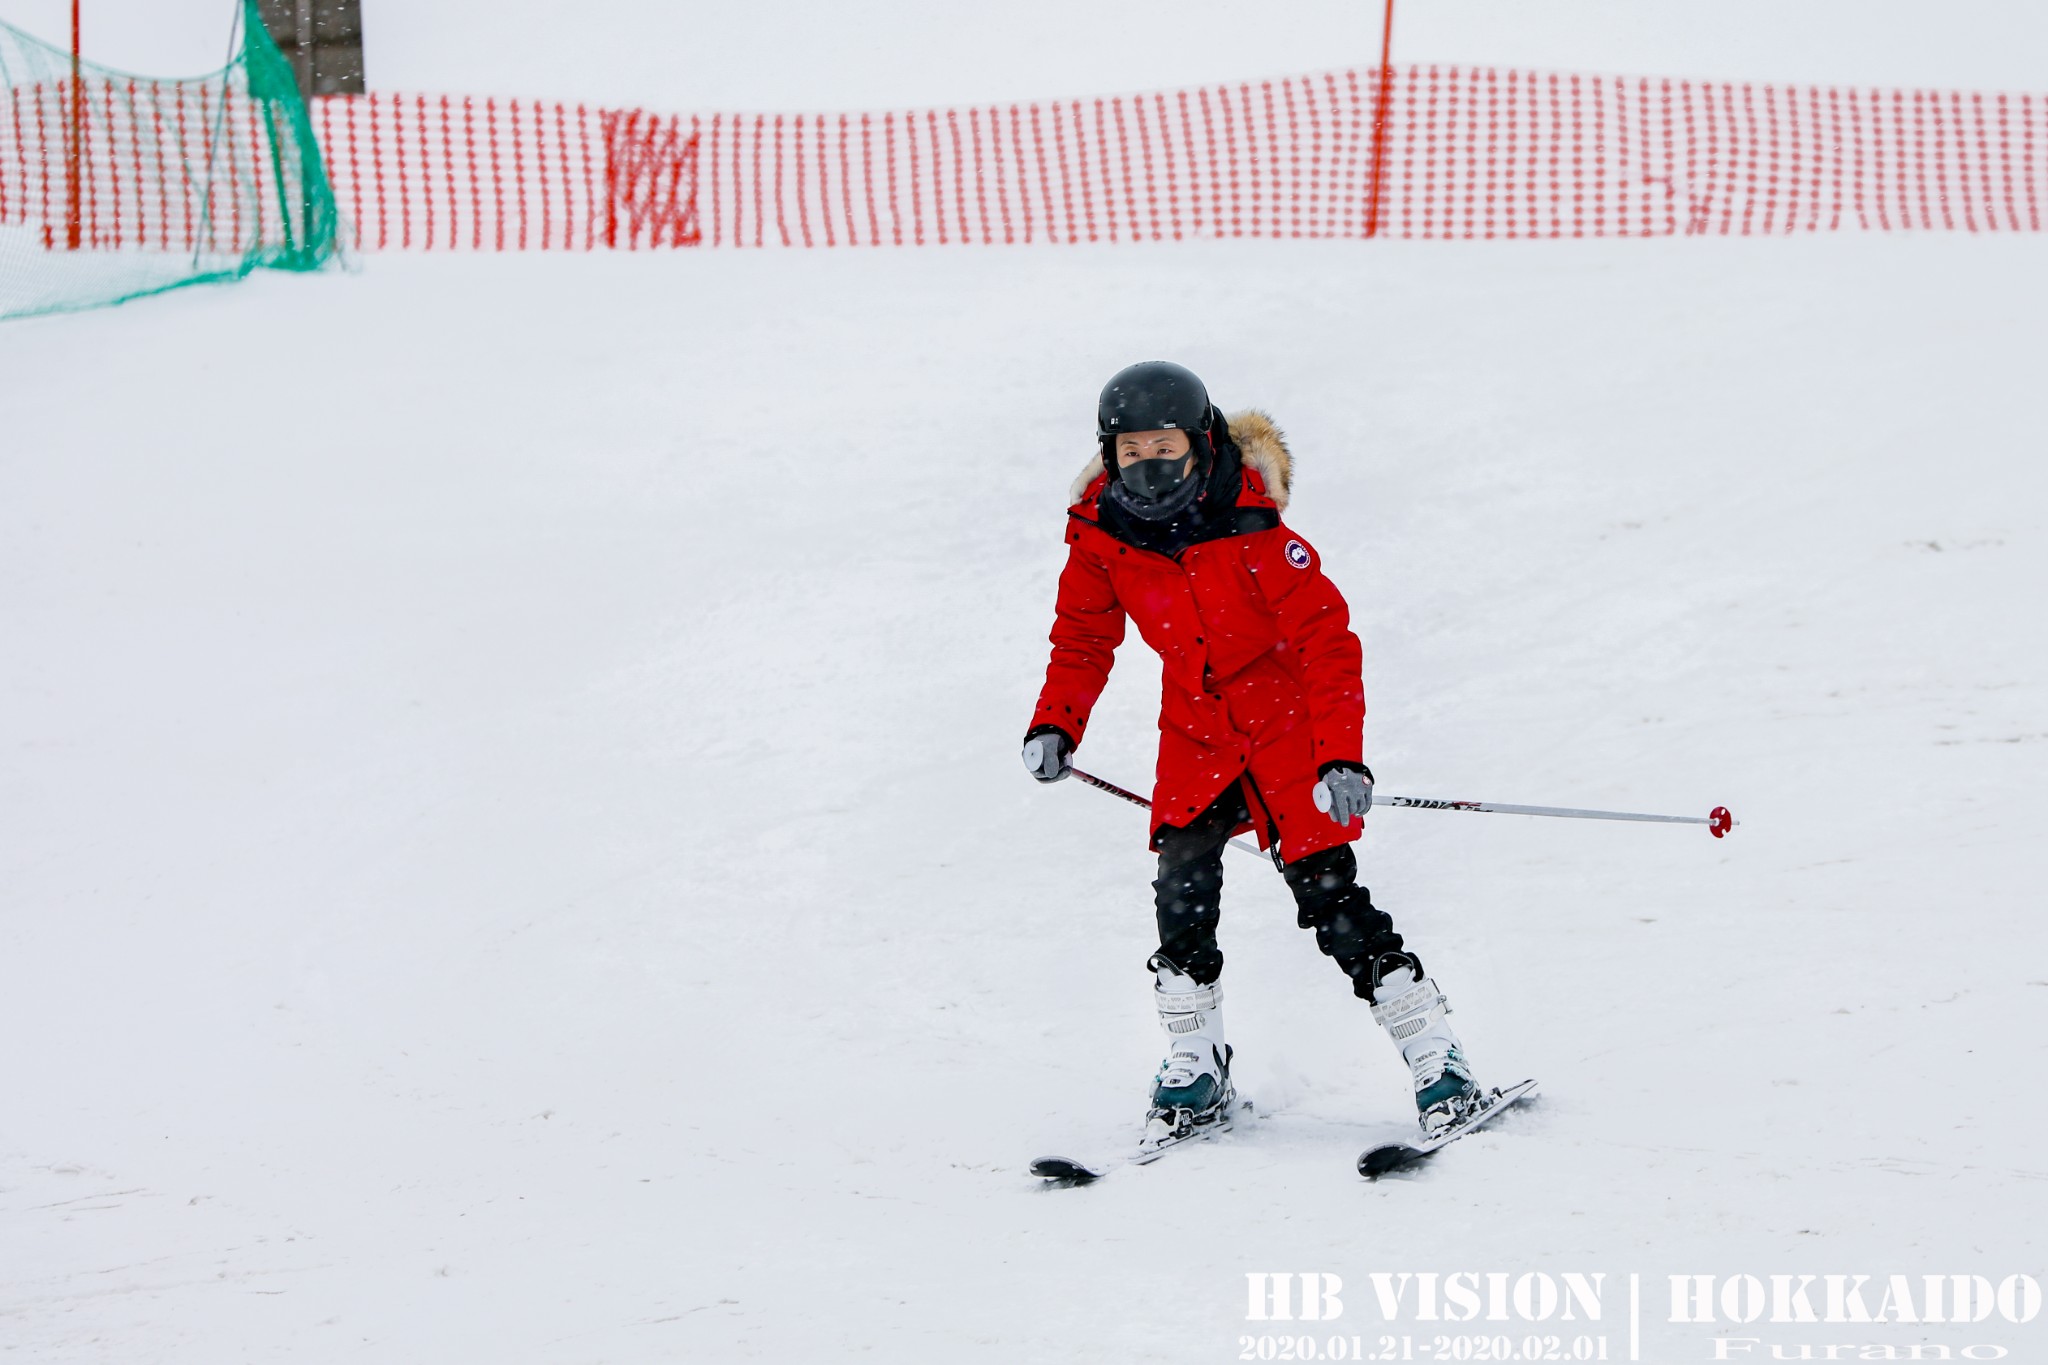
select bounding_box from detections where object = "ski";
[1032,1099,1252,1185]
[1357,1078,1539,1178]
[1029,1155,1110,1184]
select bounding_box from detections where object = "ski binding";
[1031,1098,1251,1185]
[1357,1078,1539,1178]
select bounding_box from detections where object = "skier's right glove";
[1021,727,1074,783]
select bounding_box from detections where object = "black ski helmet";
[1097,361,1213,448]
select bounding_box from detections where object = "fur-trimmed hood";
[1068,408,1294,510]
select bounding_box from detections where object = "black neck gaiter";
[1097,431,1244,558]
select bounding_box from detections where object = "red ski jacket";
[1028,410,1365,863]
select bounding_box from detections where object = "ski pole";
[1074,766,1736,841]
[1314,785,1737,838]
[1069,768,1270,860]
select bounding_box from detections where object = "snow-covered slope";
[3,234,2043,1360]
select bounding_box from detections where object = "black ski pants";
[1153,780,1403,999]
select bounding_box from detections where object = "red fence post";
[66,0,83,250]
[1364,0,1395,237]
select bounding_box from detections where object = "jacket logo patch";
[1284,539,1311,569]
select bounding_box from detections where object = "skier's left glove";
[1313,761,1374,825]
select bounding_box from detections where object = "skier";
[1022,361,1480,1146]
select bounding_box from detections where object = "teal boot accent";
[1151,1040,1232,1117]
[1413,1044,1478,1132]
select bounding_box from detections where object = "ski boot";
[1369,953,1478,1136]
[1143,956,1236,1150]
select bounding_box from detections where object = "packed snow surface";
[4,234,2046,1359]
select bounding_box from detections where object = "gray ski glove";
[1313,762,1374,824]
[1022,729,1074,783]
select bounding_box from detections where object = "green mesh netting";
[0,0,337,320]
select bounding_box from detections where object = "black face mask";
[1117,451,1195,503]
[1097,425,1240,554]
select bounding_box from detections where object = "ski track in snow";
[2,237,2044,1360]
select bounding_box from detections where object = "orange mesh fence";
[30,64,2045,254]
[3,78,306,253]
[642,68,2045,245]
[308,92,629,250]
